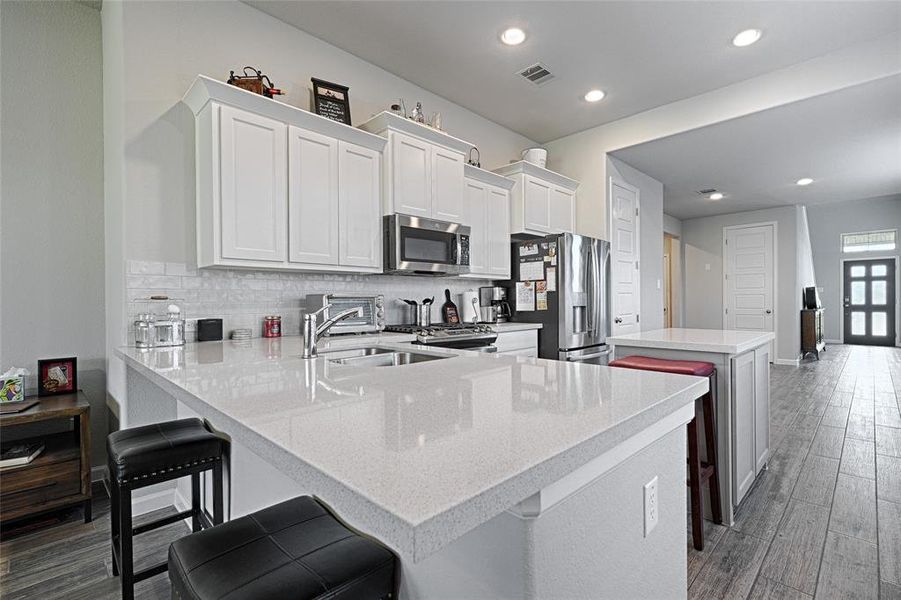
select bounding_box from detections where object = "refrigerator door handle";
[563,348,611,362]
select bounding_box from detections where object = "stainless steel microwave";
[383,214,471,276]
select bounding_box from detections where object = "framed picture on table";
[37,357,77,396]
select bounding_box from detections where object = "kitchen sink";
[323,347,449,367]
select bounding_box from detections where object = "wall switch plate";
[704,263,711,271]
[656,279,661,290]
[644,476,659,537]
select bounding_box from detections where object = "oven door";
[385,215,470,275]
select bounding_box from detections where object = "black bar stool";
[609,355,723,550]
[168,495,400,600]
[107,418,228,600]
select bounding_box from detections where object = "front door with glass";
[843,259,896,346]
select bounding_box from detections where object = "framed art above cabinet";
[182,75,386,273]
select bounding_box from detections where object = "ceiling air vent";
[696,188,718,196]
[518,62,555,86]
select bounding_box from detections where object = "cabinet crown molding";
[358,111,475,155]
[493,160,579,191]
[181,75,387,153]
[464,164,515,190]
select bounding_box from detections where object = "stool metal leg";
[213,460,224,525]
[119,486,135,600]
[191,473,202,532]
[687,416,704,551]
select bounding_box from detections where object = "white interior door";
[724,224,775,351]
[609,178,640,335]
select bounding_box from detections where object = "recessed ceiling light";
[584,89,606,102]
[732,28,762,47]
[500,27,526,46]
[709,192,724,200]
[796,177,814,186]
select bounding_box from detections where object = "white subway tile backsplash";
[126,261,493,338]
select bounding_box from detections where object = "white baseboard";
[774,358,801,366]
[91,465,107,483]
[131,487,177,517]
[824,339,842,345]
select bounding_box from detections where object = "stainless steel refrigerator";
[507,233,611,365]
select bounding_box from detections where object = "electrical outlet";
[644,476,659,537]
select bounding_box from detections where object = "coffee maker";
[479,286,512,323]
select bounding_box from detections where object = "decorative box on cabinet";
[358,111,473,224]
[801,308,825,360]
[182,75,386,273]
[462,165,514,280]
[492,161,577,236]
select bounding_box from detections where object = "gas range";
[384,323,497,348]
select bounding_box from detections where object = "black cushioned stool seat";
[107,418,228,600]
[168,496,400,600]
[108,418,226,482]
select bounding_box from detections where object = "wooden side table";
[0,391,92,524]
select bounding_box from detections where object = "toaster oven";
[303,294,385,335]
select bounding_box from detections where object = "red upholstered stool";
[609,355,723,550]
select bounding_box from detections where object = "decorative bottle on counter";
[263,315,281,338]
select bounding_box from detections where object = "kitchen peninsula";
[118,336,707,599]
[607,328,775,524]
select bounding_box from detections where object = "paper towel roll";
[460,291,480,323]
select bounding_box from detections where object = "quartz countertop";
[607,328,775,355]
[118,336,705,561]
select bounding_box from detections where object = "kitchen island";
[118,335,706,599]
[607,328,775,524]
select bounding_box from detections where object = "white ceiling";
[611,74,901,220]
[246,1,901,142]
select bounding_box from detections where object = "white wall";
[806,195,901,344]
[681,206,801,363]
[607,156,665,331]
[1,0,108,465]
[663,214,683,237]
[103,0,536,421]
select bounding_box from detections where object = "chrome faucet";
[302,304,364,359]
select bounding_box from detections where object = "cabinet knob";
[614,317,623,324]
[765,309,772,314]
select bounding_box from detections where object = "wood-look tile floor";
[1,344,899,599]
[689,344,901,600]
[0,484,187,599]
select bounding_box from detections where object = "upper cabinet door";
[486,187,511,278]
[431,147,466,223]
[465,179,488,274]
[523,175,551,233]
[391,132,431,217]
[218,105,287,262]
[288,126,339,266]
[339,141,381,268]
[549,186,575,233]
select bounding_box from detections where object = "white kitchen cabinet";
[359,112,474,224]
[462,166,514,280]
[288,127,338,266]
[390,132,432,217]
[731,346,771,504]
[432,146,466,222]
[184,76,386,273]
[494,329,539,356]
[494,161,578,237]
[338,141,381,268]
[218,105,288,263]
